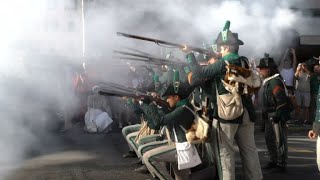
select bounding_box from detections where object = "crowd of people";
[60,21,320,180]
[277,48,320,126]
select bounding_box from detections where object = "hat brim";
[217,39,244,46]
[256,64,277,69]
[161,83,193,99]
[237,39,244,45]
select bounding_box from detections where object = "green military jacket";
[313,84,320,134]
[262,74,290,120]
[186,52,256,123]
[127,99,144,117]
[310,74,320,95]
[141,99,194,142]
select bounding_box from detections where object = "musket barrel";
[117,32,182,47]
[122,46,151,56]
[114,50,187,66]
[99,90,169,108]
[117,32,220,58]
[114,50,150,59]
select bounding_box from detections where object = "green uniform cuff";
[127,98,133,105]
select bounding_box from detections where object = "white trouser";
[213,109,263,180]
[143,144,190,180]
[126,131,139,153]
[122,124,141,151]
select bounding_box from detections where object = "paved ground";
[4,123,320,180]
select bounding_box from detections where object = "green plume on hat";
[153,74,161,92]
[173,70,180,93]
[223,20,231,31]
[264,53,270,66]
[183,66,190,74]
[222,20,230,42]
[153,74,159,82]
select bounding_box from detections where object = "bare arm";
[294,65,301,78]
[279,48,289,71]
[291,48,297,69]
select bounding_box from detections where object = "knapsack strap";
[183,105,196,116]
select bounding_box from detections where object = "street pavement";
[5,123,320,180]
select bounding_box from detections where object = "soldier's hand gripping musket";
[98,89,170,109]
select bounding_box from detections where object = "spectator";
[73,71,90,122]
[294,62,312,125]
[279,48,297,96]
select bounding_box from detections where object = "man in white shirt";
[279,48,297,96]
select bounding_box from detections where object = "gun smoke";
[0,0,318,178]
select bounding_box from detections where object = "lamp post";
[81,0,85,57]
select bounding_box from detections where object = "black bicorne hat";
[161,82,193,100]
[161,70,193,99]
[257,53,277,69]
[215,21,244,46]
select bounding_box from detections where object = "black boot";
[134,165,149,174]
[262,162,277,169]
[122,150,137,158]
[269,165,287,173]
[132,158,142,165]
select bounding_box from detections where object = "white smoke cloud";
[85,0,309,64]
[0,0,318,178]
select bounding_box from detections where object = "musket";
[118,57,151,62]
[118,57,177,66]
[111,59,159,70]
[122,46,151,56]
[99,82,144,95]
[98,90,170,108]
[117,32,221,58]
[114,50,187,66]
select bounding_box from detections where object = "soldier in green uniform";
[308,82,320,172]
[257,54,291,172]
[309,63,320,125]
[182,21,262,180]
[141,79,195,180]
[122,74,165,158]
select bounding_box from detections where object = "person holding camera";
[294,62,311,125]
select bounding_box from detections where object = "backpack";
[183,105,210,144]
[222,56,261,95]
[215,57,261,120]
